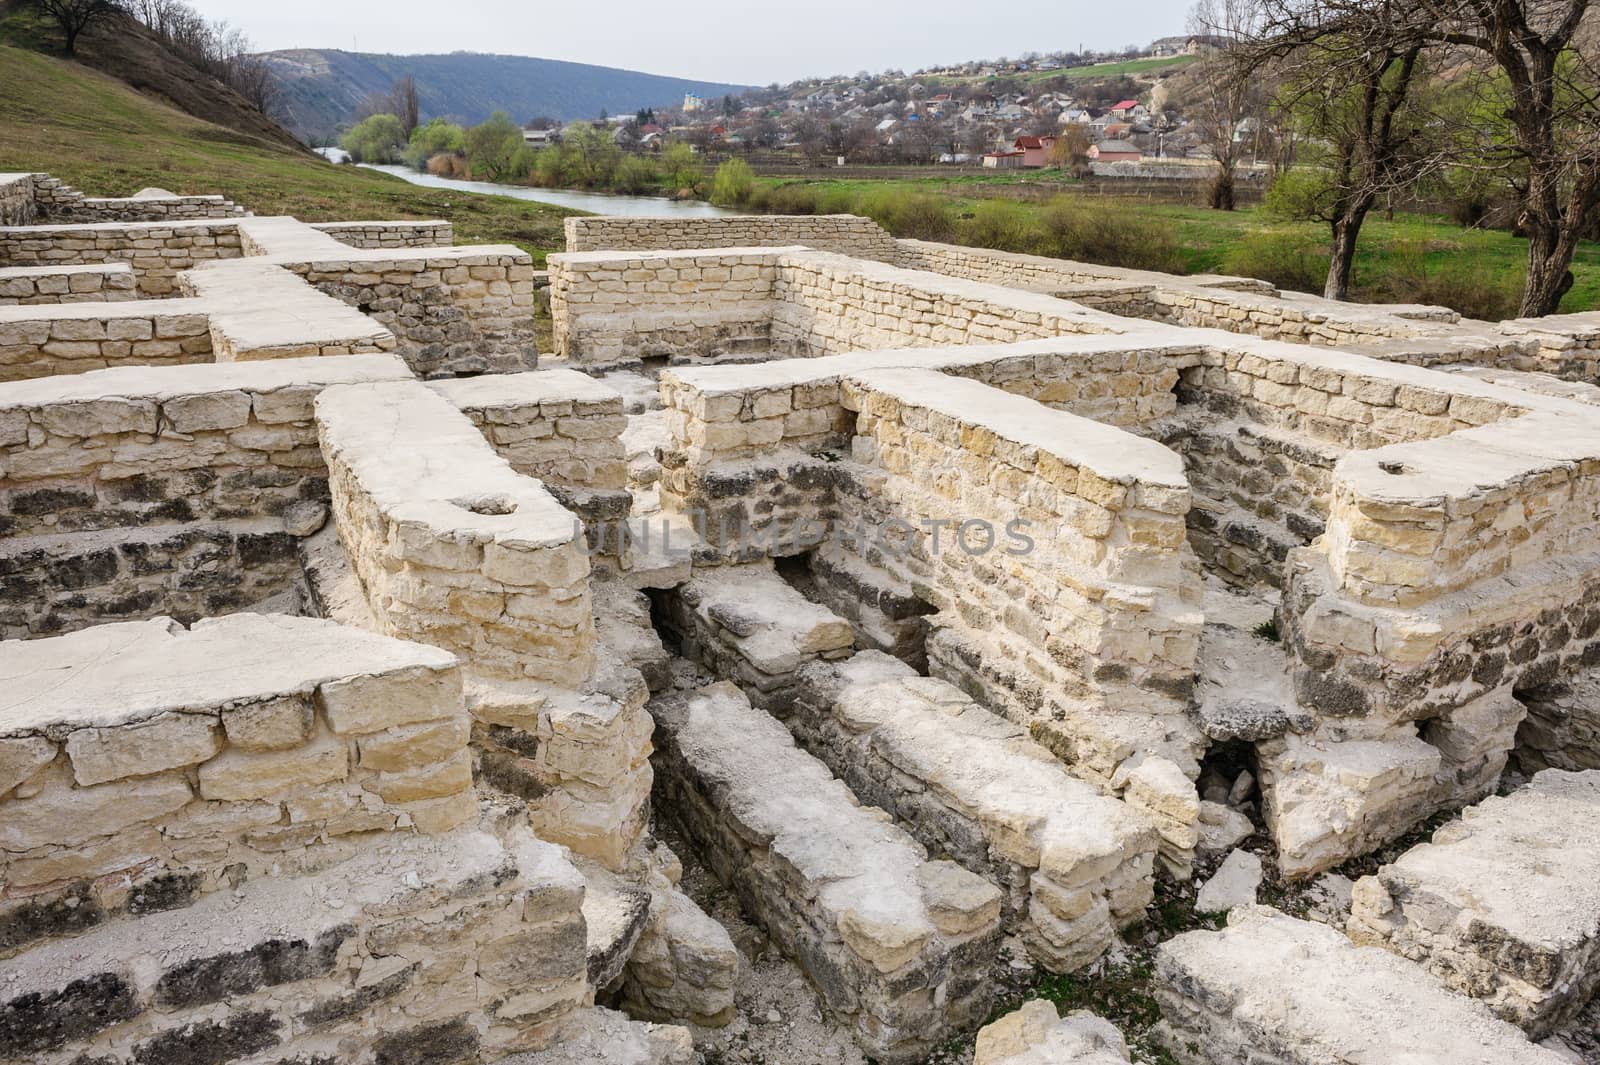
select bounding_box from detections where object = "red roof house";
[1012,135,1058,167]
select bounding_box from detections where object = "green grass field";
[0,45,582,263]
[745,174,1600,318]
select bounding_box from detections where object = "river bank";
[361,164,736,218]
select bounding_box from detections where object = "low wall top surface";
[316,379,578,550]
[564,214,899,260]
[0,613,457,737]
[846,366,1186,489]
[430,366,625,412]
[0,352,410,411]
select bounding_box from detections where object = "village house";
[1014,134,1058,167]
[1089,138,1142,162]
[982,149,1025,168]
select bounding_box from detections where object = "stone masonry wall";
[549,247,782,367]
[282,249,537,376]
[650,681,1002,1062]
[0,824,588,1065]
[767,252,1127,357]
[565,214,899,261]
[0,264,138,305]
[0,220,245,296]
[0,301,213,382]
[24,174,247,222]
[547,247,1126,367]
[0,355,412,639]
[790,652,1160,973]
[0,613,473,918]
[312,219,453,249]
[316,379,597,688]
[656,357,1206,791]
[0,174,35,227]
[431,369,629,490]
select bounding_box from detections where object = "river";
[357,163,737,217]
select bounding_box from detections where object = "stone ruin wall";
[8,184,1600,1065]
[312,219,455,250]
[0,263,138,305]
[0,355,411,641]
[0,219,246,297]
[564,214,899,260]
[545,245,1129,368]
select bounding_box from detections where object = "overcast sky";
[186,0,1195,85]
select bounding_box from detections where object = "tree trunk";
[1519,219,1577,317]
[1517,169,1583,318]
[1324,198,1374,302]
[1209,164,1235,211]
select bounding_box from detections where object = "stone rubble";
[1348,769,1600,1036]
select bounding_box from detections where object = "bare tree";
[29,0,124,55]
[1410,0,1600,316]
[1189,0,1264,209]
[393,75,420,137]
[1242,0,1444,299]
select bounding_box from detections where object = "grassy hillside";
[0,46,581,264]
[262,49,750,141]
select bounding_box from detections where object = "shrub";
[404,118,466,171]
[613,154,661,195]
[661,141,703,191]
[1373,238,1522,320]
[464,112,525,182]
[425,153,469,179]
[960,198,1037,254]
[1219,229,1328,293]
[710,159,755,206]
[856,189,955,242]
[340,113,406,165]
[1036,196,1184,272]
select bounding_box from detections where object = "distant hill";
[260,50,750,140]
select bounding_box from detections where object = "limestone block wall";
[312,219,453,249]
[1348,769,1600,1037]
[1497,312,1600,380]
[284,249,537,375]
[0,613,474,924]
[565,214,899,261]
[839,368,1200,720]
[181,259,400,363]
[0,355,413,639]
[767,251,1126,356]
[0,264,135,305]
[0,824,588,1065]
[431,369,629,490]
[1153,906,1567,1065]
[1287,408,1600,723]
[316,379,597,688]
[656,353,1205,776]
[0,300,213,381]
[0,220,245,296]
[790,653,1160,973]
[1162,335,1530,588]
[22,174,247,222]
[655,336,1194,480]
[650,682,1003,1062]
[548,247,1127,367]
[0,173,35,227]
[1173,338,1521,450]
[549,247,783,366]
